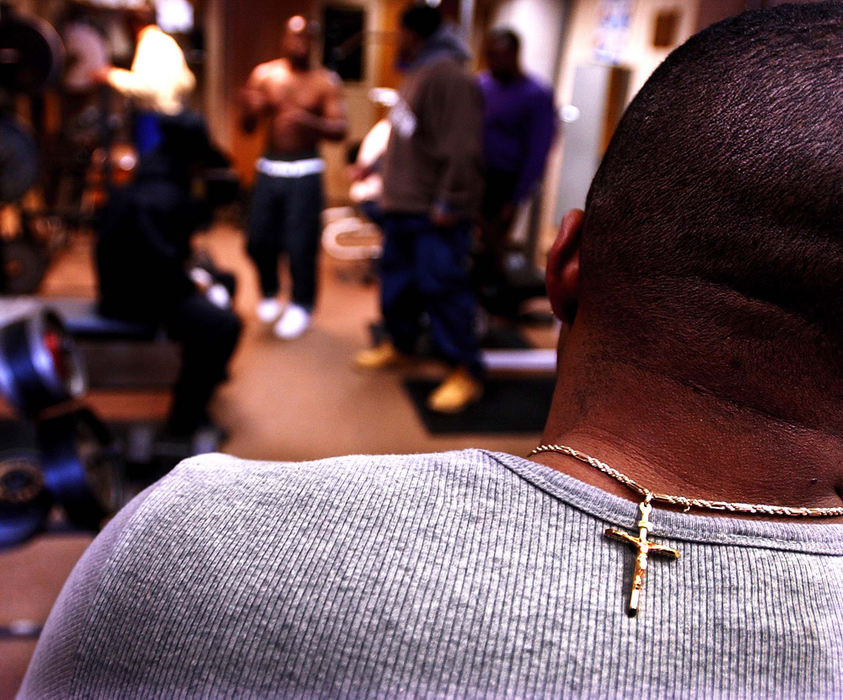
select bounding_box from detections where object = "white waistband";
[256,157,325,178]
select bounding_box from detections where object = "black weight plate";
[0,14,63,94]
[0,237,48,295]
[0,454,50,549]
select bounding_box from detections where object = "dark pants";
[359,199,385,229]
[380,213,482,377]
[479,167,519,273]
[164,294,242,434]
[246,168,323,309]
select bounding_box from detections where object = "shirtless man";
[241,16,348,339]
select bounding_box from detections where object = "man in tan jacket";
[355,3,484,413]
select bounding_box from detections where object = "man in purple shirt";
[477,29,557,281]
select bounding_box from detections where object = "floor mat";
[403,376,554,434]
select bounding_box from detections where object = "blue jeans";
[380,213,482,377]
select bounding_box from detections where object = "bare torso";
[241,58,346,156]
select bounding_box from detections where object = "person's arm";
[513,87,558,203]
[427,70,485,224]
[239,65,268,134]
[286,71,349,141]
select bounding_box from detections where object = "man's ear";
[546,208,584,325]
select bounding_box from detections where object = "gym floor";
[0,222,558,696]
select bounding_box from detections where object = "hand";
[278,107,317,131]
[240,87,266,113]
[188,266,213,291]
[206,284,232,309]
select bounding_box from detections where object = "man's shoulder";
[523,73,555,100]
[171,447,492,480]
[250,59,287,81]
[415,57,478,95]
[142,449,503,509]
[99,449,519,559]
[313,66,343,88]
[477,70,494,89]
[417,54,471,79]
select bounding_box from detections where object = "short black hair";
[400,3,442,40]
[488,28,520,53]
[579,3,843,375]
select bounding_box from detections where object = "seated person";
[21,4,843,696]
[95,113,242,440]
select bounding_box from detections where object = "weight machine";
[0,2,67,294]
[0,305,120,548]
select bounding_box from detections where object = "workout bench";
[35,297,180,389]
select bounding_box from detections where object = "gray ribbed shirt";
[21,449,843,698]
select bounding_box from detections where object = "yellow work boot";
[427,367,483,413]
[353,340,408,370]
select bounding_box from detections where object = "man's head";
[397,3,442,66]
[547,3,843,423]
[485,28,521,82]
[282,15,316,69]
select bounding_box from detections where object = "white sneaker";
[257,298,283,323]
[274,304,311,339]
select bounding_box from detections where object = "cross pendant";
[605,496,680,617]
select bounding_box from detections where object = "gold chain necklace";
[528,443,843,617]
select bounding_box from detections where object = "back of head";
[485,28,521,80]
[400,3,442,40]
[487,28,520,54]
[578,3,843,411]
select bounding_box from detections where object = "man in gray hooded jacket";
[354,3,485,414]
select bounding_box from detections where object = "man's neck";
[284,56,310,72]
[491,69,523,85]
[536,328,843,517]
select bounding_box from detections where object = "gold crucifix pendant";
[605,495,680,617]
